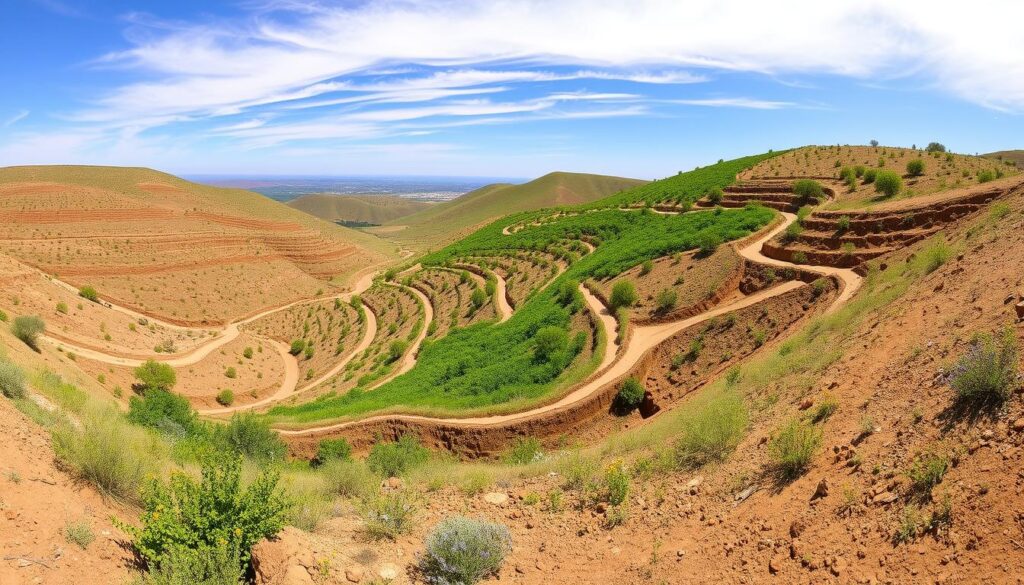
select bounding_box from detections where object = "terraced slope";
[0,166,395,325]
[373,171,646,250]
[287,193,433,224]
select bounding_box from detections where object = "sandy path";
[278,210,863,436]
[451,263,513,323]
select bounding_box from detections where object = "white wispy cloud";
[667,98,796,110]
[2,110,30,127]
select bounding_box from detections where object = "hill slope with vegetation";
[374,171,646,250]
[287,193,434,225]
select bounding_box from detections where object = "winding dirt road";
[277,211,863,438]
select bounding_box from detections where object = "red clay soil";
[0,400,134,585]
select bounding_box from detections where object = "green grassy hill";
[373,171,646,250]
[287,193,434,225]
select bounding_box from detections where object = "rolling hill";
[984,149,1024,167]
[370,171,646,250]
[287,193,434,225]
[0,165,396,324]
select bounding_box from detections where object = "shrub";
[56,301,68,314]
[925,142,946,153]
[836,215,851,232]
[134,360,177,392]
[614,377,645,413]
[674,391,747,468]
[11,315,45,349]
[470,287,487,309]
[603,460,630,505]
[792,179,823,202]
[853,165,866,178]
[78,286,99,302]
[977,169,996,183]
[388,339,409,362]
[906,159,925,176]
[64,519,95,549]
[367,435,430,477]
[948,329,1019,405]
[223,367,237,379]
[907,452,949,494]
[420,517,512,585]
[504,437,543,465]
[313,438,352,466]
[695,230,722,256]
[212,414,286,461]
[0,360,26,399]
[654,288,677,313]
[215,389,234,406]
[321,459,376,498]
[122,454,288,572]
[289,339,306,355]
[874,171,903,198]
[242,347,253,359]
[134,541,242,585]
[706,187,723,205]
[920,240,952,275]
[359,489,419,539]
[639,259,653,276]
[810,395,839,423]
[53,406,158,503]
[769,419,821,480]
[532,326,568,362]
[128,388,198,436]
[609,280,638,310]
[863,168,877,184]
[781,221,803,244]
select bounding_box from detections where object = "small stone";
[769,556,784,574]
[872,491,897,505]
[1012,419,1024,432]
[798,398,814,410]
[345,567,364,583]
[483,492,509,506]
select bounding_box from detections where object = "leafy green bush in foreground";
[367,435,430,477]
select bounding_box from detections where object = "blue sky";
[2,0,1023,180]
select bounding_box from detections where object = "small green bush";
[504,437,543,465]
[836,215,851,232]
[920,241,952,275]
[64,519,95,549]
[609,280,639,310]
[11,315,45,349]
[655,288,678,313]
[212,414,286,460]
[367,435,430,477]
[133,541,242,585]
[313,438,352,465]
[706,187,724,205]
[289,339,306,355]
[792,179,823,202]
[56,301,68,314]
[128,388,198,436]
[949,329,1018,405]
[223,367,237,379]
[874,171,903,198]
[242,347,253,359]
[420,517,512,584]
[639,259,653,276]
[388,339,409,362]
[674,391,746,468]
[215,389,234,406]
[977,169,996,183]
[906,159,925,176]
[769,419,821,479]
[615,377,645,413]
[78,286,99,302]
[907,452,949,494]
[863,169,877,184]
[359,489,419,539]
[321,459,376,498]
[134,360,177,392]
[122,454,288,572]
[695,230,722,255]
[0,360,26,399]
[470,287,487,309]
[532,326,568,362]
